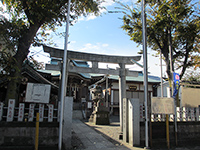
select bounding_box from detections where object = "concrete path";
[72,119,140,150]
[72,117,200,150]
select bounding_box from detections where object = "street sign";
[151,97,174,114]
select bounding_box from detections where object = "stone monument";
[89,85,110,125]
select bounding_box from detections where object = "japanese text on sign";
[7,99,15,122]
[151,97,174,114]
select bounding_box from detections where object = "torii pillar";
[119,63,127,142]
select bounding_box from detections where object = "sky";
[29,0,168,77]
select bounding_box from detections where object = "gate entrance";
[43,45,141,146]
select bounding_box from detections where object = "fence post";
[170,114,174,122]
[161,114,165,122]
[190,108,195,121]
[196,107,199,121]
[182,107,186,121]
[35,113,39,150]
[151,114,155,122]
[186,107,189,121]
[179,107,183,121]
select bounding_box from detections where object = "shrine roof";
[108,73,161,83]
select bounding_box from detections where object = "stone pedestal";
[89,102,110,125]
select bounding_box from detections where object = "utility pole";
[58,0,71,149]
[141,0,149,149]
[160,52,163,97]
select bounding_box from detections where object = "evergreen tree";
[0,0,103,105]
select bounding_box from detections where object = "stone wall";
[140,122,200,148]
[0,122,59,147]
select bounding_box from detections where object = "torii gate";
[43,45,141,143]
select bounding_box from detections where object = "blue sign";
[173,72,180,98]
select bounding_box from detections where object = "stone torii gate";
[43,45,141,143]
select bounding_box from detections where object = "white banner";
[48,104,54,122]
[28,104,35,122]
[18,103,25,121]
[7,99,15,122]
[0,102,3,121]
[39,104,44,122]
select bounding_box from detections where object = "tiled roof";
[37,70,60,76]
[43,60,161,83]
[107,73,161,83]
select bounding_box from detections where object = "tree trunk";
[5,67,22,106]
[5,23,41,106]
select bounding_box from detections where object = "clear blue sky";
[33,0,200,77]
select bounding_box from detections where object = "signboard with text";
[151,97,174,114]
[7,99,15,122]
[25,83,51,103]
[18,103,25,121]
[48,104,54,122]
[28,103,35,122]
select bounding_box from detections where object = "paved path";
[72,116,200,150]
[72,119,141,150]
